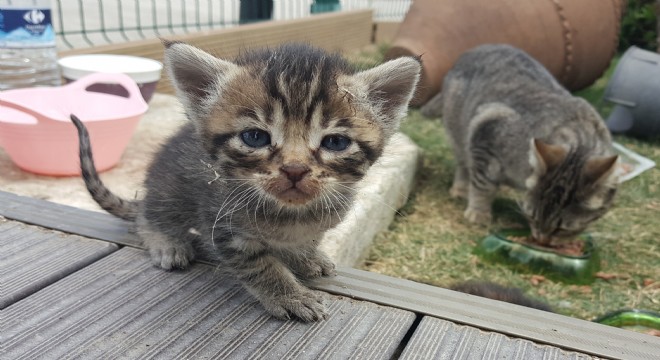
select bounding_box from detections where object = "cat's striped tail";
[70,114,138,221]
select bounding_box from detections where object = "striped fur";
[430,44,618,243]
[74,42,420,322]
[70,115,138,221]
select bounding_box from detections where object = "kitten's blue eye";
[321,135,351,151]
[241,129,271,148]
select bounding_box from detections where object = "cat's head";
[164,41,420,210]
[522,139,619,243]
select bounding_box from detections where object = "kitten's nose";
[280,164,310,183]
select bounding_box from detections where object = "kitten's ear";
[164,41,239,119]
[349,57,421,134]
[583,155,620,187]
[526,139,568,188]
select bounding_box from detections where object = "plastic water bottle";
[0,0,61,90]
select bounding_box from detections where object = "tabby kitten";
[72,41,420,322]
[423,44,619,244]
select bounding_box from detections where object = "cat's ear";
[346,57,421,134]
[582,155,619,209]
[526,139,568,188]
[163,41,240,120]
[583,155,620,187]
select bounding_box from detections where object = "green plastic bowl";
[595,309,660,334]
[474,228,600,284]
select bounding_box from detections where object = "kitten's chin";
[275,188,315,206]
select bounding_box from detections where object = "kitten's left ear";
[349,57,421,134]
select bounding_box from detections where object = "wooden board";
[4,246,415,359]
[401,316,593,360]
[0,219,117,309]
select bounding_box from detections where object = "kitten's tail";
[70,114,138,221]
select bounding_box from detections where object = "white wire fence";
[53,0,412,50]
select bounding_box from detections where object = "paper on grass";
[612,142,656,182]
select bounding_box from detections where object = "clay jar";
[386,0,625,105]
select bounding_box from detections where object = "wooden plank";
[400,316,593,360]
[0,219,117,309]
[3,247,415,359]
[0,191,139,247]
[310,268,660,360]
[2,191,658,359]
[58,10,374,96]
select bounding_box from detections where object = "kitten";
[71,42,420,322]
[423,44,619,244]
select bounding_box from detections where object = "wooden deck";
[1,190,658,359]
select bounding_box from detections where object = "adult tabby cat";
[423,44,619,244]
[72,41,420,321]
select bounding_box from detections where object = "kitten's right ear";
[164,42,239,119]
[526,139,568,188]
[348,57,421,136]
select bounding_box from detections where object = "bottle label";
[0,8,55,48]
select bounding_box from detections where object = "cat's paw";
[450,183,468,199]
[148,242,195,270]
[261,288,328,322]
[464,208,492,224]
[289,251,337,279]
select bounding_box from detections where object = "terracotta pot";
[386,0,625,105]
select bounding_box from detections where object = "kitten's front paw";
[464,208,492,224]
[148,242,195,270]
[292,252,337,279]
[261,288,327,322]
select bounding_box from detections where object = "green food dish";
[474,228,600,284]
[594,309,660,334]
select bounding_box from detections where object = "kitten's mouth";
[266,179,319,205]
[278,187,313,205]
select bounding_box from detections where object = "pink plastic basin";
[0,73,148,176]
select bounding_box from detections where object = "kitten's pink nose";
[280,164,310,183]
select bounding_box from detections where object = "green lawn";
[358,52,659,321]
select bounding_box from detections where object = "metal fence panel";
[53,0,411,50]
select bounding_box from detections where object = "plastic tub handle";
[0,98,47,124]
[66,72,148,107]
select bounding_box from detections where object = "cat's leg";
[465,182,497,223]
[137,214,195,270]
[464,150,501,224]
[281,246,336,280]
[226,244,327,322]
[450,166,469,199]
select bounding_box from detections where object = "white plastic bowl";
[58,54,163,102]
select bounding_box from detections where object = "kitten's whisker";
[333,182,404,217]
[226,188,258,237]
[212,184,252,245]
[326,188,352,224]
[325,191,344,225]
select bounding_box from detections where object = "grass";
[358,53,660,321]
